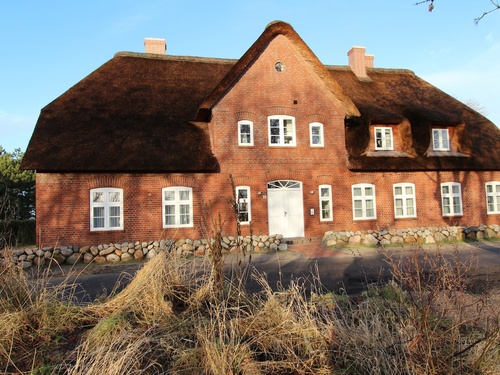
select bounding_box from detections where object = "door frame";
[267,180,305,237]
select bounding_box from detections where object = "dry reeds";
[0,244,498,374]
[0,249,94,374]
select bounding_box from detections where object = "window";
[238,120,253,146]
[352,184,376,220]
[162,187,193,228]
[235,186,251,224]
[319,184,333,221]
[374,127,393,150]
[441,182,462,216]
[485,182,500,214]
[90,188,123,231]
[393,183,416,218]
[432,129,450,151]
[268,115,296,146]
[310,122,324,147]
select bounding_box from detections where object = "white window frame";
[310,122,324,147]
[374,127,394,150]
[352,183,377,220]
[268,115,296,146]
[393,183,417,218]
[319,184,333,221]
[90,188,124,231]
[485,181,500,214]
[238,120,254,146]
[441,182,462,216]
[235,186,251,225]
[162,187,193,228]
[432,128,450,151]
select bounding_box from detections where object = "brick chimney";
[348,46,373,79]
[144,38,166,55]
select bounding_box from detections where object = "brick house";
[22,21,500,247]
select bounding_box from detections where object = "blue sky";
[1,0,499,152]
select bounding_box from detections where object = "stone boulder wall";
[322,224,500,247]
[2,234,286,269]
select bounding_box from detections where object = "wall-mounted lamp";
[257,191,262,195]
[310,190,315,194]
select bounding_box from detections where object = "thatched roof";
[22,21,500,172]
[334,67,500,170]
[21,54,234,172]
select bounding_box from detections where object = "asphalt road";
[47,240,500,303]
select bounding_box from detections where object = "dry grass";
[0,245,498,374]
[0,249,95,374]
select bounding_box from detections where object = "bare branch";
[475,0,500,24]
[415,0,500,21]
[414,0,435,12]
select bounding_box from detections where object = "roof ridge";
[114,51,237,64]
[324,64,414,74]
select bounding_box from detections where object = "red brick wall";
[36,169,500,247]
[35,173,235,247]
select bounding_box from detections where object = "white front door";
[267,180,304,237]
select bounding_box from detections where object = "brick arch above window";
[304,113,328,123]
[161,175,197,186]
[264,106,297,117]
[86,176,125,189]
[234,110,257,122]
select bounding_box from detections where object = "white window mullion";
[310,122,324,147]
[90,188,123,231]
[235,186,251,224]
[441,182,462,216]
[352,184,376,220]
[374,127,393,150]
[486,182,500,214]
[163,187,193,228]
[433,129,450,151]
[268,115,296,146]
[319,184,332,221]
[393,183,416,218]
[238,120,254,146]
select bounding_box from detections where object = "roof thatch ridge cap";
[324,64,415,75]
[324,65,351,71]
[367,67,415,75]
[114,51,237,64]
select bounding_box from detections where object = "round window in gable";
[275,62,285,72]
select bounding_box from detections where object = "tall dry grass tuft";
[233,273,332,373]
[91,250,198,324]
[0,248,93,373]
[67,325,167,375]
[328,282,415,374]
[383,245,500,374]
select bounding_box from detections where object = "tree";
[414,0,500,23]
[0,147,35,221]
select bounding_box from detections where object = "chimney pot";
[144,38,166,55]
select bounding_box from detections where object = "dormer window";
[432,128,450,151]
[374,127,393,150]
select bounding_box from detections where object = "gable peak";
[265,20,293,31]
